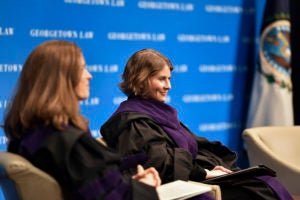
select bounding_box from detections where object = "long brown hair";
[4,40,88,140]
[119,48,173,97]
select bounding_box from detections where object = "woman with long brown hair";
[4,40,161,200]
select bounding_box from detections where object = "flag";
[246,0,293,127]
[290,0,300,124]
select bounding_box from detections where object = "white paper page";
[156,180,212,200]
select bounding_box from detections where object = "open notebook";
[156,180,212,200]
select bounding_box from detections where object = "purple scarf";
[113,97,198,158]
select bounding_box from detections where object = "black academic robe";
[101,112,288,200]
[8,125,158,200]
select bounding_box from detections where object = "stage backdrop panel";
[0,0,267,198]
[0,0,267,186]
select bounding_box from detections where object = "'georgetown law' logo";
[259,20,292,91]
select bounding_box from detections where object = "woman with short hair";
[101,48,293,200]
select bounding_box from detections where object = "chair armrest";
[0,151,64,200]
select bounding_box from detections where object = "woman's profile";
[101,48,293,200]
[4,41,161,200]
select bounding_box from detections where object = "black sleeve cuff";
[131,180,159,200]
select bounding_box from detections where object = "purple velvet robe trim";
[120,152,148,171]
[112,97,198,158]
[19,126,55,156]
[19,125,91,157]
[18,126,132,200]
[192,193,216,200]
[75,170,129,199]
[256,176,293,200]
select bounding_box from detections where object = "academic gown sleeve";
[101,116,208,183]
[31,128,158,200]
[180,123,240,172]
[194,137,240,171]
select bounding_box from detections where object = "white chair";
[0,151,64,200]
[243,126,300,198]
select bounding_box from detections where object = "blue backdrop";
[0,0,266,198]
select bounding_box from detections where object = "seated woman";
[3,40,161,200]
[100,48,293,200]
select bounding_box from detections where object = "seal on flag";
[259,20,292,91]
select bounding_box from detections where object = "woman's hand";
[132,165,161,187]
[205,165,232,179]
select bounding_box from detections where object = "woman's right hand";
[205,165,232,179]
[132,165,162,187]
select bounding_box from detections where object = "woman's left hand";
[205,165,232,179]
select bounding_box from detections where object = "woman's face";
[147,65,171,102]
[75,56,92,100]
